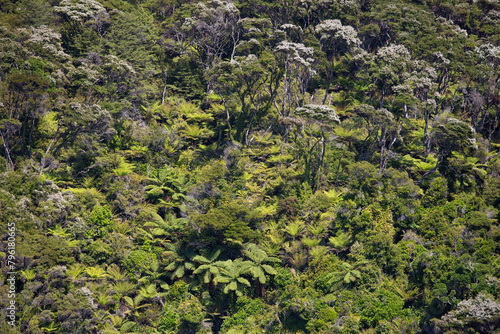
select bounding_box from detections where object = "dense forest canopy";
[1,0,500,333]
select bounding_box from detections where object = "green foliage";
[213,258,252,297]
[195,201,256,243]
[18,235,75,269]
[2,0,500,333]
[357,288,411,329]
[145,166,192,210]
[86,205,114,238]
[122,250,157,276]
[220,296,280,333]
[466,211,492,232]
[164,245,196,280]
[85,239,112,264]
[422,176,448,207]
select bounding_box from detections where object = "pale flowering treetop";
[20,25,61,44]
[18,25,71,60]
[315,19,342,34]
[475,43,500,65]
[392,83,413,95]
[436,16,468,37]
[295,104,340,123]
[440,293,500,324]
[103,54,136,74]
[352,48,373,64]
[433,52,451,65]
[280,24,303,40]
[403,61,438,91]
[190,0,239,23]
[339,0,357,9]
[67,102,111,127]
[281,24,301,31]
[65,63,99,87]
[181,0,239,73]
[315,19,361,49]
[275,41,316,69]
[483,9,500,25]
[55,0,106,22]
[298,0,331,6]
[234,54,258,65]
[273,41,317,116]
[376,44,411,63]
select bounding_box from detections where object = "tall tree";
[315,19,361,103]
[180,0,240,92]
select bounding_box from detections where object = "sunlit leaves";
[213,259,252,297]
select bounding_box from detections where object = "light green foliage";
[55,0,105,22]
[329,230,351,253]
[86,205,114,238]
[145,166,192,210]
[122,250,157,276]
[163,244,198,281]
[111,156,135,176]
[158,281,206,332]
[220,296,280,333]
[192,249,221,284]
[422,176,448,208]
[213,259,252,297]
[84,266,107,279]
[243,243,280,284]
[325,260,366,291]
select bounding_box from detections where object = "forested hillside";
[1,0,500,333]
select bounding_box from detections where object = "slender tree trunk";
[380,84,385,109]
[245,109,256,147]
[28,116,35,165]
[162,67,168,105]
[314,134,327,191]
[223,98,234,142]
[335,153,343,186]
[323,57,335,105]
[0,131,14,171]
[416,155,442,184]
[423,109,431,157]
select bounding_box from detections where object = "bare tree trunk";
[222,98,234,142]
[0,131,14,171]
[335,157,343,186]
[162,67,168,105]
[323,57,335,105]
[423,109,431,157]
[416,155,442,184]
[40,124,61,176]
[245,109,256,147]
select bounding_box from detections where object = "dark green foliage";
[18,235,74,269]
[85,239,112,264]
[422,176,448,207]
[364,234,404,277]
[357,288,410,329]
[195,201,257,243]
[276,197,299,218]
[466,211,492,232]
